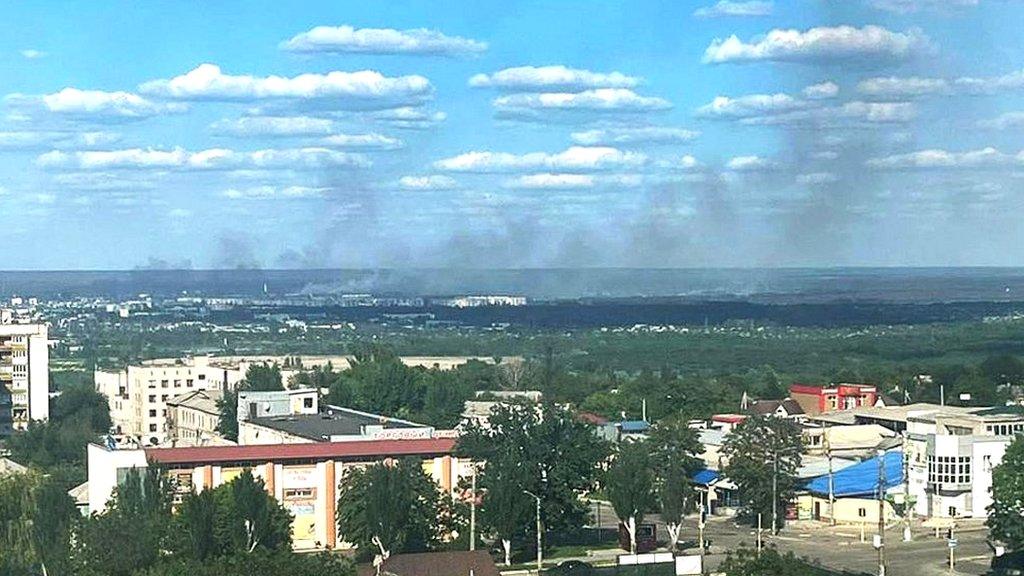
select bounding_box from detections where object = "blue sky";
[2,0,1024,269]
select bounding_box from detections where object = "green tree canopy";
[988,434,1024,551]
[242,363,284,392]
[648,416,704,551]
[723,416,804,532]
[335,458,449,561]
[604,440,656,553]
[0,471,78,576]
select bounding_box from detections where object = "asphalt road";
[588,502,995,575]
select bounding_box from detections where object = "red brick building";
[789,384,877,416]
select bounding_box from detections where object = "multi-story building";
[0,323,50,436]
[165,389,226,447]
[790,384,878,416]
[95,356,247,446]
[87,437,469,551]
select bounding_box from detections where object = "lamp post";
[524,489,542,573]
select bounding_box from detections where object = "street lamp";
[523,469,547,573]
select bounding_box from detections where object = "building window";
[303,397,313,409]
[186,379,194,387]
[149,423,158,432]
[149,409,157,417]
[283,488,315,500]
[148,395,156,403]
[927,455,972,485]
[858,508,867,518]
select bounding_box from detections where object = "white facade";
[95,356,247,446]
[0,323,49,435]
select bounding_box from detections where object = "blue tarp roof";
[692,469,721,485]
[804,451,903,498]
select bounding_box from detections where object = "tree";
[458,403,609,563]
[336,458,448,562]
[217,390,239,442]
[988,434,1024,551]
[326,346,424,419]
[648,417,704,551]
[242,363,283,392]
[723,416,803,532]
[720,546,841,576]
[212,470,292,554]
[0,471,77,576]
[604,441,656,553]
[135,550,355,576]
[73,466,174,576]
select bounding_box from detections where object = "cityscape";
[3,2,1024,576]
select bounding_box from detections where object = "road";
[588,501,994,575]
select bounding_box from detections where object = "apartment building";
[0,322,50,436]
[166,389,225,447]
[87,438,468,551]
[95,356,247,446]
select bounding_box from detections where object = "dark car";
[548,560,595,576]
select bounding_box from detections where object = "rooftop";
[167,389,223,415]
[812,402,1024,426]
[139,437,457,466]
[247,405,425,441]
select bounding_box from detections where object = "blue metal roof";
[804,451,904,498]
[619,420,650,433]
[692,469,721,485]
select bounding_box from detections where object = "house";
[799,450,904,524]
[747,398,805,420]
[166,389,227,447]
[356,551,500,576]
[0,456,27,476]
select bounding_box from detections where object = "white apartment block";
[95,356,247,446]
[0,323,49,436]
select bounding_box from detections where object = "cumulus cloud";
[20,49,47,59]
[867,0,979,13]
[979,112,1024,130]
[435,146,646,173]
[398,175,459,190]
[280,25,486,56]
[703,25,932,64]
[37,146,369,171]
[319,133,403,150]
[493,89,671,119]
[802,81,839,99]
[697,93,812,118]
[222,185,328,199]
[955,68,1024,95]
[210,116,336,137]
[10,88,186,120]
[504,173,596,189]
[469,65,640,91]
[679,155,703,170]
[370,107,447,129]
[694,1,773,18]
[139,64,432,109]
[857,76,949,98]
[740,101,916,125]
[570,126,699,145]
[867,147,1023,170]
[726,155,777,171]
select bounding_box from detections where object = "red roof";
[712,414,747,424]
[144,437,457,466]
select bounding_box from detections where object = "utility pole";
[877,449,887,576]
[826,436,836,526]
[698,489,706,560]
[756,513,763,555]
[902,432,912,542]
[948,523,956,574]
[772,451,779,535]
[469,465,477,551]
[524,488,543,573]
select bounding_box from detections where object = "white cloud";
[857,76,949,98]
[979,112,1024,130]
[320,133,403,150]
[726,155,777,171]
[867,147,1023,169]
[570,127,699,145]
[955,68,1024,95]
[0,130,122,150]
[740,101,916,125]
[469,65,640,91]
[139,64,432,109]
[38,147,369,171]
[797,172,840,184]
[703,25,932,64]
[222,185,328,199]
[505,174,596,189]
[694,1,773,18]
[494,89,671,117]
[398,175,459,190]
[210,116,337,137]
[370,107,446,129]
[0,185,7,196]
[814,151,840,160]
[679,155,703,170]
[435,146,647,173]
[867,0,979,13]
[53,172,157,191]
[168,208,192,218]
[697,94,811,118]
[280,25,486,56]
[20,49,47,59]
[802,81,839,99]
[30,88,184,119]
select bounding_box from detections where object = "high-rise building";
[0,323,50,436]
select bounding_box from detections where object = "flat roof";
[143,437,457,466]
[248,407,423,441]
